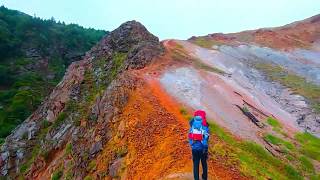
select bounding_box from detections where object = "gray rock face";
[89,21,164,70]
[109,158,124,177]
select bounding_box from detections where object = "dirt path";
[115,78,249,179]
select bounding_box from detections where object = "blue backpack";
[188,116,209,149]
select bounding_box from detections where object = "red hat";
[194,110,207,126]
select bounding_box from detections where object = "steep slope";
[0,6,106,141]
[190,14,320,137]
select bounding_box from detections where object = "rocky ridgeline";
[0,21,163,178]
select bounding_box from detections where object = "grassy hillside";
[0,6,106,142]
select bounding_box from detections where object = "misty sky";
[1,0,320,40]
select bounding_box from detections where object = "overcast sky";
[1,0,320,40]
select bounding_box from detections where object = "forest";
[0,6,107,142]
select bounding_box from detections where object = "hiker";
[188,110,210,180]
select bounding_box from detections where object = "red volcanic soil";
[199,14,320,50]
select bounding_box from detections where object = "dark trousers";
[192,149,208,180]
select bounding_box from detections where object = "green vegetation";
[52,112,67,128]
[110,52,127,79]
[20,144,41,173]
[264,134,295,150]
[40,149,50,162]
[266,117,285,134]
[311,174,320,180]
[51,168,63,180]
[172,43,226,75]
[191,37,224,49]
[0,6,106,139]
[267,117,282,129]
[207,121,304,180]
[179,107,188,115]
[295,132,320,161]
[194,60,226,75]
[87,160,97,172]
[65,143,72,156]
[116,146,128,158]
[254,63,320,113]
[179,107,192,120]
[299,156,315,173]
[0,138,4,145]
[83,176,93,180]
[180,108,320,180]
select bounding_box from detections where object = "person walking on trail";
[188,110,210,180]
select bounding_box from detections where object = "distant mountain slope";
[190,14,320,50]
[188,14,320,138]
[0,6,107,141]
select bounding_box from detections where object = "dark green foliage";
[52,112,67,128]
[41,119,51,129]
[19,144,41,173]
[0,6,106,139]
[51,169,63,180]
[40,150,50,162]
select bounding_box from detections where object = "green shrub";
[19,163,29,174]
[65,143,72,155]
[40,150,50,162]
[52,112,67,128]
[41,119,51,129]
[267,117,282,129]
[51,169,63,180]
[264,134,294,150]
[0,138,4,145]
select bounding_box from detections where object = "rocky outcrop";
[0,20,163,178]
[88,20,164,69]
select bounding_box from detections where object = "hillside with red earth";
[1,15,320,180]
